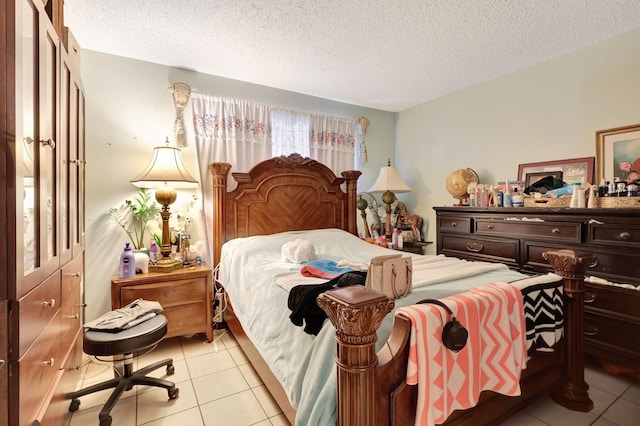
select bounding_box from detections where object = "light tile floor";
[66,329,639,426]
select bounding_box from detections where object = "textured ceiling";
[64,0,640,112]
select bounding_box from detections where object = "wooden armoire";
[1,0,86,424]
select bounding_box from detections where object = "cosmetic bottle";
[119,243,136,278]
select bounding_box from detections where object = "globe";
[445,168,479,205]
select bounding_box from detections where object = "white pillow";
[281,239,316,264]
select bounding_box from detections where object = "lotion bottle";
[119,243,136,278]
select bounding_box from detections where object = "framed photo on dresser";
[518,157,595,185]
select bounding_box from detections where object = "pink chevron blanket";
[396,282,527,426]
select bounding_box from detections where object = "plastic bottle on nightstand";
[149,241,158,265]
[119,243,136,278]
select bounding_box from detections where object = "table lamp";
[131,137,198,272]
[367,159,412,238]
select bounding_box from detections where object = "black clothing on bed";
[287,271,367,335]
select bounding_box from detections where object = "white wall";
[81,50,396,321]
[396,28,640,252]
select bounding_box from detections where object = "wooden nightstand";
[395,241,432,254]
[111,264,213,342]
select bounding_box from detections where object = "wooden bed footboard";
[318,249,595,426]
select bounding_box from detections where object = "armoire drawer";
[437,216,472,234]
[589,222,640,248]
[16,311,64,425]
[440,234,518,264]
[475,219,582,243]
[16,272,61,358]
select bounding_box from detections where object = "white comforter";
[217,228,542,425]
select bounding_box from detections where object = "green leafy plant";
[108,188,160,250]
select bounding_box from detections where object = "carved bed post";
[317,286,394,426]
[342,170,362,235]
[209,162,231,267]
[543,249,595,412]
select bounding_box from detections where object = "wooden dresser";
[434,206,640,369]
[111,265,213,342]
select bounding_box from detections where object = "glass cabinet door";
[17,0,60,296]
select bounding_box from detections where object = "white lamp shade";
[131,143,198,189]
[367,164,412,194]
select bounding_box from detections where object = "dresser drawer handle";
[487,224,494,230]
[584,326,598,336]
[42,358,55,367]
[164,292,169,297]
[617,231,631,241]
[584,292,596,303]
[450,222,457,227]
[466,242,484,253]
[551,228,560,235]
[588,259,598,268]
[42,299,56,308]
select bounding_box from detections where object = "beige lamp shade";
[367,160,412,194]
[130,138,198,189]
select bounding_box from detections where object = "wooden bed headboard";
[209,154,361,266]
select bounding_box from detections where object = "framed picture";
[595,124,640,183]
[525,171,563,189]
[517,157,595,185]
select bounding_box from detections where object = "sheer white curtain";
[192,94,272,264]
[309,113,356,174]
[271,109,310,157]
[191,93,358,265]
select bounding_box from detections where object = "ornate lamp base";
[148,258,182,273]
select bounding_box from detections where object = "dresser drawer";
[589,222,640,248]
[584,282,640,319]
[475,219,582,243]
[584,311,640,367]
[438,216,472,234]
[15,311,64,426]
[16,272,61,358]
[440,234,518,265]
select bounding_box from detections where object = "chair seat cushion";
[83,314,168,356]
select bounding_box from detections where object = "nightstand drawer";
[112,265,213,342]
[440,234,518,264]
[120,277,206,308]
[438,216,472,233]
[475,219,582,243]
[589,223,640,248]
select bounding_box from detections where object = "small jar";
[628,184,638,197]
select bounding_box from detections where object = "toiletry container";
[119,242,136,278]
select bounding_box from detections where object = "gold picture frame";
[595,124,640,183]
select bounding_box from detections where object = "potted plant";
[108,188,161,251]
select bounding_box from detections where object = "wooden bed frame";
[210,154,593,426]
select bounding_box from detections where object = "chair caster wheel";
[99,415,112,426]
[168,387,179,400]
[166,364,175,375]
[69,398,81,412]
